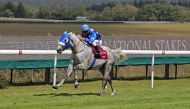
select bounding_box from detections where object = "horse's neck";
[70,34,86,53]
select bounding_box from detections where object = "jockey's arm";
[84,38,91,43]
[88,31,97,43]
[82,31,96,44]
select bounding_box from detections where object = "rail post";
[53,55,57,86]
[151,54,155,88]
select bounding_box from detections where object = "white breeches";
[92,40,102,46]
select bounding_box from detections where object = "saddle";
[91,46,108,59]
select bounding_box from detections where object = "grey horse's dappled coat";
[53,32,126,96]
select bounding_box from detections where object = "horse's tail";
[111,48,127,62]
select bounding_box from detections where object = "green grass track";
[0,79,190,109]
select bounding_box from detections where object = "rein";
[71,35,86,53]
[73,39,80,48]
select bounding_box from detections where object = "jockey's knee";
[92,41,97,46]
[94,40,102,46]
[98,40,102,46]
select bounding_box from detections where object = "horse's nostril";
[56,49,62,54]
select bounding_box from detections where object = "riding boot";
[94,46,101,58]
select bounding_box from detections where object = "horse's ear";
[70,32,75,36]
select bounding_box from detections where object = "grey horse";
[53,32,126,96]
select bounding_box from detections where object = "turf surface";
[0,79,190,109]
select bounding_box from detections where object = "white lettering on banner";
[127,40,134,50]
[155,40,186,50]
[3,39,188,50]
[182,40,186,50]
[171,40,176,50]
[103,40,187,50]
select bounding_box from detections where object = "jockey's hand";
[77,35,84,41]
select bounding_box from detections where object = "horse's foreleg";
[73,63,87,88]
[52,64,74,89]
[74,63,86,69]
[74,71,80,88]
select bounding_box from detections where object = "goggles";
[82,30,88,33]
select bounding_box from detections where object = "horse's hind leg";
[108,77,116,96]
[99,64,115,96]
[106,65,115,96]
[98,66,106,96]
[99,79,107,96]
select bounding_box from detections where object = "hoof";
[98,93,102,96]
[74,83,80,88]
[52,85,58,89]
[105,85,108,89]
[111,90,116,96]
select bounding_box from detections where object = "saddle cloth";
[92,46,108,59]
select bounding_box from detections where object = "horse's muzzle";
[57,49,62,54]
[56,46,63,54]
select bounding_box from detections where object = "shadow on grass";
[33,92,98,97]
[53,92,98,96]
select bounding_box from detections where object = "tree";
[50,8,62,20]
[62,8,73,20]
[71,6,87,19]
[87,2,115,12]
[112,3,126,21]
[15,2,26,18]
[180,7,190,21]
[159,4,181,21]
[50,8,74,20]
[90,11,105,21]
[48,0,68,9]
[112,3,138,21]
[4,1,16,14]
[37,7,50,19]
[0,2,4,12]
[138,4,157,21]
[137,3,181,21]
[124,4,138,21]
[25,7,37,18]
[102,7,113,20]
[0,9,14,17]
[87,10,103,21]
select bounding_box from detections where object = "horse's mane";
[69,32,85,42]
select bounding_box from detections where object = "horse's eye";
[64,38,68,43]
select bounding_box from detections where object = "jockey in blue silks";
[80,24,102,58]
